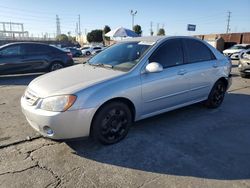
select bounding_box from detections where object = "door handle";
[178,69,187,75]
[213,64,218,68]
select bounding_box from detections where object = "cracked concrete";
[0,60,250,187]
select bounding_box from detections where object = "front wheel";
[204,80,226,108]
[91,102,132,144]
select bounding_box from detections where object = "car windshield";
[82,47,90,50]
[88,42,151,71]
[230,45,246,50]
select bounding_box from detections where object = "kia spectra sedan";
[21,36,232,144]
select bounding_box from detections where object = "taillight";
[67,52,73,58]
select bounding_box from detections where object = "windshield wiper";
[90,63,113,69]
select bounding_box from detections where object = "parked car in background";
[64,47,82,57]
[223,44,250,59]
[21,36,232,144]
[91,47,107,56]
[81,46,103,56]
[238,49,250,78]
[0,42,74,75]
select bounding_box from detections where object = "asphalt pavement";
[0,60,250,188]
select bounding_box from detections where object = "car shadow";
[0,73,43,86]
[67,93,250,180]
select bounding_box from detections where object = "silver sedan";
[21,36,232,144]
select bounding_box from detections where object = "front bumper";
[21,96,96,140]
[238,59,250,75]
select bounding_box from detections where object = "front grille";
[24,89,39,106]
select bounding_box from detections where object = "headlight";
[40,95,77,112]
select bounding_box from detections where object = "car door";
[140,39,191,116]
[22,44,50,71]
[182,38,218,101]
[0,44,25,74]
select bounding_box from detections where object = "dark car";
[64,47,82,57]
[0,42,74,75]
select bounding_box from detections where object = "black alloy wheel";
[49,62,64,72]
[205,80,226,108]
[92,102,132,144]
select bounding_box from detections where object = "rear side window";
[24,44,52,55]
[149,39,184,68]
[184,39,215,63]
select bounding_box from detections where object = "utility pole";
[150,21,153,36]
[78,14,81,35]
[130,10,137,29]
[226,11,231,33]
[156,23,160,34]
[75,22,78,36]
[56,15,61,36]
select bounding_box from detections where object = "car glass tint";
[24,44,50,55]
[0,45,21,56]
[149,39,183,68]
[184,39,213,63]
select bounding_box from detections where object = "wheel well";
[217,77,228,88]
[89,97,136,136]
[51,61,64,65]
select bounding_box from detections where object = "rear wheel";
[49,62,64,72]
[204,80,226,108]
[86,51,91,56]
[240,73,248,78]
[91,101,132,144]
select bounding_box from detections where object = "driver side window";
[149,39,184,68]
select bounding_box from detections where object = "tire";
[86,51,91,56]
[49,62,64,72]
[91,101,132,144]
[240,73,248,78]
[204,80,226,109]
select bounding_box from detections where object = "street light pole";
[130,10,137,30]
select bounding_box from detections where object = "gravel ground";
[0,60,250,188]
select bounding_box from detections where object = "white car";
[223,44,250,59]
[81,46,103,56]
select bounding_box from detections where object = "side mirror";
[145,62,163,73]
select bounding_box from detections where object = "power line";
[226,11,231,33]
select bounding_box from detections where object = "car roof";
[118,36,204,44]
[119,36,166,43]
[0,42,50,48]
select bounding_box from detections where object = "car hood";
[223,49,243,54]
[28,64,126,98]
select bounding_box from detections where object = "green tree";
[157,28,165,36]
[87,29,103,43]
[103,25,111,35]
[103,25,111,41]
[133,25,142,36]
[68,36,76,42]
[56,34,69,42]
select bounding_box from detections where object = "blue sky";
[0,0,249,37]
